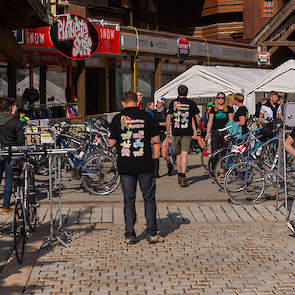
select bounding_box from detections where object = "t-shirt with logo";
[210,106,234,130]
[260,101,282,119]
[234,105,249,134]
[110,107,159,174]
[167,97,200,136]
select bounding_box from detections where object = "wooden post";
[154,58,162,92]
[7,61,16,98]
[77,61,86,121]
[39,65,47,105]
[105,57,110,112]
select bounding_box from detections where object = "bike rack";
[40,148,75,249]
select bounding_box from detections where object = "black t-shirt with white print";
[110,107,159,175]
[167,97,200,136]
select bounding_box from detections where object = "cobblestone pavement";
[1,202,295,294]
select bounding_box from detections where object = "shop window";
[115,70,131,111]
[138,71,153,104]
[16,66,39,100]
[46,66,66,105]
[263,0,274,16]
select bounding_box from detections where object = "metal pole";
[49,155,54,237]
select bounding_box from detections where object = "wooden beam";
[259,41,295,46]
[0,28,25,67]
[269,46,278,56]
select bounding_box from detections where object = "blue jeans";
[120,171,158,239]
[0,158,15,208]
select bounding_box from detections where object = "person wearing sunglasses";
[205,92,234,152]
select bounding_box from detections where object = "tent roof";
[245,59,295,95]
[154,65,271,101]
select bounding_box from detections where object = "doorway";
[86,68,106,115]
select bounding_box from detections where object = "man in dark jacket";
[0,97,25,214]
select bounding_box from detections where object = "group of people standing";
[109,86,288,245]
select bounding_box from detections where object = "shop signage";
[50,14,99,60]
[121,34,176,54]
[121,33,257,62]
[26,27,53,48]
[98,26,120,55]
[257,52,270,65]
[25,51,70,66]
[24,22,120,55]
[177,37,190,59]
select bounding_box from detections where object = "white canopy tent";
[245,59,295,114]
[154,65,271,111]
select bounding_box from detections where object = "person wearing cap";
[153,97,175,177]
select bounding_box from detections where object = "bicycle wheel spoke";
[225,162,265,205]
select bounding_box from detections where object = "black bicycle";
[9,148,39,263]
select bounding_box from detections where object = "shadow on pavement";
[136,212,190,242]
[186,175,210,185]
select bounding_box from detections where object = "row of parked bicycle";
[201,117,294,205]
[1,118,119,263]
[27,118,119,196]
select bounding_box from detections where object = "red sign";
[97,26,120,55]
[26,27,54,48]
[50,14,99,60]
[258,52,270,65]
[177,37,190,60]
[24,23,120,55]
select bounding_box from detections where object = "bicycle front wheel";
[81,151,119,195]
[214,153,243,189]
[224,162,265,205]
[13,200,26,263]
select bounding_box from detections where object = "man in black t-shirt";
[233,93,249,135]
[109,92,163,245]
[166,85,201,187]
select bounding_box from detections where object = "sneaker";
[178,174,182,184]
[2,207,14,215]
[180,176,188,187]
[121,237,137,245]
[147,234,165,244]
[287,220,295,234]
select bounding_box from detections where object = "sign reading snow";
[50,14,99,60]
